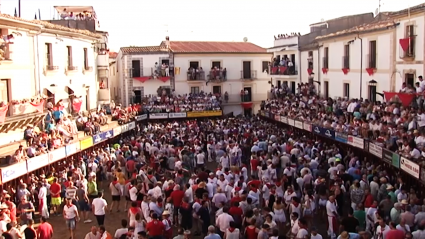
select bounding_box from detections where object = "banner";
[80,137,93,150]
[169,112,187,118]
[135,114,148,121]
[382,148,400,168]
[93,133,103,144]
[287,118,295,126]
[321,128,335,139]
[29,100,45,113]
[383,91,415,107]
[113,126,122,136]
[72,99,83,112]
[149,113,169,119]
[121,124,129,133]
[186,111,222,118]
[335,132,348,143]
[129,122,136,130]
[0,105,8,124]
[347,136,364,149]
[48,147,66,163]
[1,161,27,183]
[103,130,113,139]
[294,120,303,129]
[400,157,420,179]
[65,142,80,156]
[27,153,49,172]
[280,116,287,124]
[303,123,312,132]
[368,142,383,158]
[312,126,321,135]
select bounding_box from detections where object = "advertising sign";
[1,161,27,183]
[335,132,348,143]
[135,114,148,121]
[129,122,136,130]
[48,147,66,163]
[400,157,420,179]
[149,113,169,119]
[303,123,312,132]
[368,143,383,158]
[321,128,335,139]
[294,120,303,129]
[287,118,295,126]
[26,153,49,172]
[113,126,122,136]
[121,124,129,133]
[186,111,222,117]
[103,130,113,139]
[280,116,288,124]
[65,142,80,156]
[93,133,103,144]
[80,137,93,150]
[312,126,321,135]
[347,136,364,149]
[169,112,187,118]
[382,148,400,168]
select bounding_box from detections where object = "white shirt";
[196,153,205,164]
[296,228,309,239]
[114,228,128,239]
[310,234,323,239]
[129,187,138,201]
[184,188,194,203]
[63,204,78,219]
[326,201,337,217]
[216,213,234,232]
[92,198,107,215]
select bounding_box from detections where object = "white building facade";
[315,20,398,100]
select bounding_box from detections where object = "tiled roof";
[316,19,398,40]
[120,46,168,54]
[108,52,118,58]
[0,14,101,38]
[388,3,425,16]
[165,41,267,53]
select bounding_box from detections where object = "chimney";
[165,36,170,49]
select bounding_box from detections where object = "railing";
[153,67,170,77]
[342,56,349,69]
[399,36,415,59]
[367,54,376,69]
[269,66,297,76]
[46,65,59,70]
[240,70,257,80]
[322,56,329,69]
[222,93,268,104]
[208,70,227,82]
[307,56,313,63]
[187,71,206,81]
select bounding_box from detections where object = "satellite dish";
[243,37,248,42]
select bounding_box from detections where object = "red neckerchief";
[292,201,300,207]
[228,227,236,233]
[270,189,276,194]
[287,190,293,195]
[112,180,118,185]
[251,188,258,193]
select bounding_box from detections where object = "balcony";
[367,54,377,69]
[222,93,267,105]
[399,36,415,59]
[0,43,12,62]
[83,66,94,75]
[187,71,206,81]
[269,66,297,76]
[98,89,110,102]
[47,19,96,33]
[208,70,227,82]
[97,54,109,68]
[322,56,329,69]
[240,70,257,80]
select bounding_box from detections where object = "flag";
[0,105,9,124]
[29,100,45,113]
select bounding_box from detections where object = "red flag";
[29,100,44,113]
[383,91,416,107]
[72,100,83,112]
[399,38,410,52]
[0,105,9,124]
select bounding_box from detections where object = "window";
[161,59,169,65]
[343,44,350,69]
[83,48,88,69]
[45,43,53,67]
[262,61,269,73]
[405,25,415,57]
[67,46,73,67]
[323,47,329,68]
[405,73,415,87]
[212,61,221,68]
[190,87,199,94]
[132,60,140,77]
[308,51,313,69]
[212,86,221,94]
[189,61,199,69]
[0,79,9,105]
[369,41,377,68]
[343,83,350,98]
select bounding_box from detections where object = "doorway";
[134,90,141,103]
[242,61,251,79]
[277,80,281,88]
[189,61,199,69]
[368,85,377,102]
[405,73,415,87]
[213,86,221,94]
[161,59,169,66]
[243,87,252,102]
[324,81,329,98]
[244,108,252,117]
[291,82,296,94]
[212,61,221,68]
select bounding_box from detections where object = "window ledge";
[0,59,13,65]
[43,66,59,76]
[83,66,94,75]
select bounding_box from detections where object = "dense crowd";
[265,82,425,164]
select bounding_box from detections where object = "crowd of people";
[265,80,425,164]
[274,33,301,40]
[269,57,295,75]
[60,9,97,21]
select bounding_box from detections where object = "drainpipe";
[317,44,323,96]
[298,50,302,83]
[357,33,363,98]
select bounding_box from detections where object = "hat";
[162,210,170,216]
[386,185,394,190]
[401,199,408,205]
[339,231,350,239]
[4,194,11,198]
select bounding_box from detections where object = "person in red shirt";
[37,217,53,239]
[250,156,260,176]
[363,188,374,209]
[169,185,185,224]
[146,213,164,237]
[3,194,16,223]
[228,201,243,227]
[49,178,62,216]
[386,222,405,239]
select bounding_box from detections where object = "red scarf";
[292,201,300,207]
[129,207,140,214]
[228,227,236,233]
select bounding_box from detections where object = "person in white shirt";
[375,219,390,239]
[196,151,205,170]
[296,218,309,239]
[63,198,79,239]
[326,196,339,238]
[84,226,100,239]
[310,227,323,239]
[92,192,107,226]
[215,207,233,237]
[114,219,129,239]
[38,182,49,218]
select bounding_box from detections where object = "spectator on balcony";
[24,125,35,147]
[60,8,69,19]
[99,80,106,89]
[279,58,286,66]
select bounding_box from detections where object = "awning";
[134,77,150,83]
